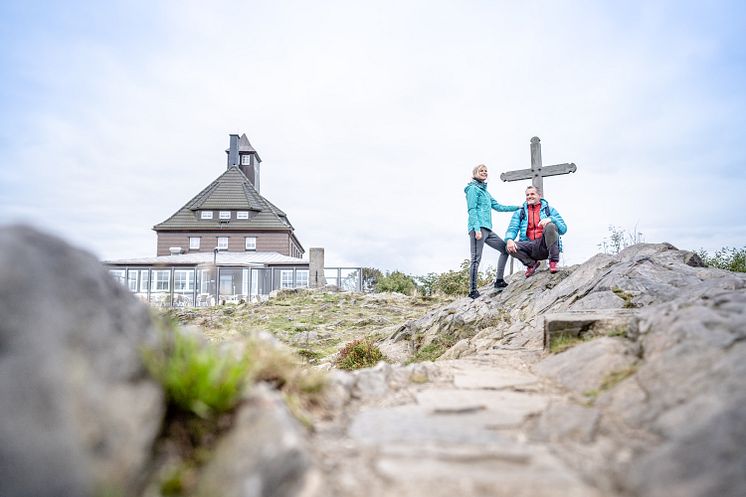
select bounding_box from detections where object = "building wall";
[156,231,293,256]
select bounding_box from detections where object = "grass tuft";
[143,328,250,419]
[549,333,587,354]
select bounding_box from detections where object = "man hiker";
[505,185,567,277]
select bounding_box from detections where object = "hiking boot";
[468,290,480,299]
[524,261,540,278]
[493,279,508,290]
[549,261,558,273]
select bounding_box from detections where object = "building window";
[200,211,213,219]
[237,211,249,219]
[174,270,194,291]
[189,237,200,250]
[109,270,126,286]
[140,270,150,292]
[241,155,251,165]
[127,271,138,291]
[296,270,309,288]
[219,211,231,220]
[152,270,170,291]
[280,270,294,289]
[217,237,229,250]
[245,237,256,251]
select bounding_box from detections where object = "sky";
[1,0,745,275]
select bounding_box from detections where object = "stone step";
[542,309,639,350]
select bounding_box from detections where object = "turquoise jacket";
[464,180,520,234]
[504,199,567,251]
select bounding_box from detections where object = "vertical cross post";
[530,136,543,196]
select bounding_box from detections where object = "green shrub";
[375,270,416,295]
[143,329,250,418]
[429,259,495,296]
[335,338,385,370]
[696,246,746,273]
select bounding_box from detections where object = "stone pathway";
[311,350,606,497]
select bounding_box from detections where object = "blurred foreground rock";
[0,225,165,497]
[0,226,316,497]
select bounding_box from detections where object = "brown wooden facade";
[156,230,303,257]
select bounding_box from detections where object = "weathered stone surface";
[195,385,319,497]
[528,400,600,443]
[0,225,165,497]
[351,361,391,400]
[534,337,639,394]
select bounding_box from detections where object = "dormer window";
[237,211,249,220]
[219,211,231,220]
[200,211,213,220]
[241,155,251,165]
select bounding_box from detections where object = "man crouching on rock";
[505,185,567,277]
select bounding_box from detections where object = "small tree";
[362,267,383,293]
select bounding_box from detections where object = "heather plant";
[335,338,385,370]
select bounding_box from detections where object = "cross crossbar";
[499,137,577,197]
[500,163,577,182]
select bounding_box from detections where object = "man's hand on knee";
[507,239,517,254]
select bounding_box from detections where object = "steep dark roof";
[225,133,261,162]
[238,134,257,153]
[153,166,292,231]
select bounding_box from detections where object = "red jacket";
[525,203,544,240]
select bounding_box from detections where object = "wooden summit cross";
[501,137,577,274]
[500,136,577,196]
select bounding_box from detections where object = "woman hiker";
[464,164,520,299]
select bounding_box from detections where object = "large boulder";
[0,225,165,497]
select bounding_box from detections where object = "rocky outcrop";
[379,243,746,497]
[0,225,165,497]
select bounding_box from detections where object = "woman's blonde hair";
[472,164,487,178]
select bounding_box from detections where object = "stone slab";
[416,388,549,426]
[452,367,538,390]
[348,405,514,446]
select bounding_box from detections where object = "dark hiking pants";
[512,222,559,267]
[469,228,508,293]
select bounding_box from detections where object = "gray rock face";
[381,243,746,497]
[195,385,318,497]
[0,225,165,497]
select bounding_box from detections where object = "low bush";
[335,338,385,370]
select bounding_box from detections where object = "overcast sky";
[1,0,745,275]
